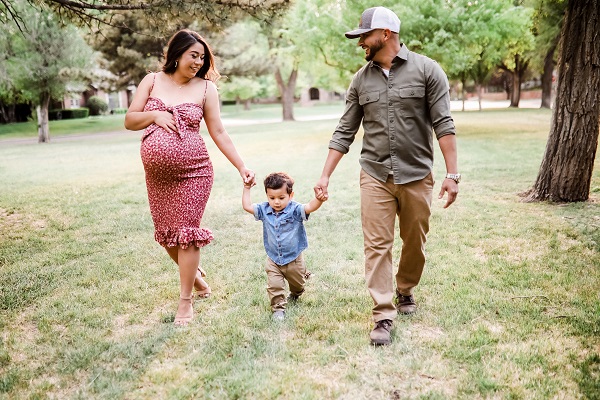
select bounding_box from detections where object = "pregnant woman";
[125,29,255,326]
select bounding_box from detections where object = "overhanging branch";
[4,0,291,32]
[45,0,150,11]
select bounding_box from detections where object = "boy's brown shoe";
[369,319,393,346]
[395,292,417,315]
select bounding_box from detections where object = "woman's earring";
[175,61,178,68]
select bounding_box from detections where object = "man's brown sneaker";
[369,319,393,346]
[396,292,417,314]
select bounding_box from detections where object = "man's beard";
[365,39,384,61]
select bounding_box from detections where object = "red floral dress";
[140,75,214,249]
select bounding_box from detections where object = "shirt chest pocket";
[277,217,295,233]
[398,86,426,116]
[359,91,380,121]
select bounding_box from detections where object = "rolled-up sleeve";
[253,204,263,221]
[329,73,364,154]
[426,61,456,139]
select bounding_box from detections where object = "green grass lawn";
[0,108,599,399]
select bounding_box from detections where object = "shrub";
[49,109,63,121]
[62,108,89,119]
[48,108,89,120]
[110,108,127,114]
[87,96,109,116]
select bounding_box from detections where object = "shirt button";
[388,85,393,89]
[388,101,392,106]
[410,90,415,95]
[390,119,394,123]
[391,136,395,140]
[366,97,370,101]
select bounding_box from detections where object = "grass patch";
[0,108,599,399]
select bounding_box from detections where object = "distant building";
[55,68,134,112]
[300,87,344,106]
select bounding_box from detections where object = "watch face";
[447,174,461,183]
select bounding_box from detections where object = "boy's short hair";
[264,172,294,194]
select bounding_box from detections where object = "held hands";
[439,178,458,208]
[240,167,256,188]
[153,110,178,133]
[313,177,329,202]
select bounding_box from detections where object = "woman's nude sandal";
[174,296,194,327]
[194,267,212,299]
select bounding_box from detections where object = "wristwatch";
[445,173,461,183]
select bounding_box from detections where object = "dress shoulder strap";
[148,73,157,96]
[201,80,209,107]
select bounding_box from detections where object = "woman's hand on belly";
[154,111,178,133]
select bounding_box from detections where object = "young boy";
[242,172,324,321]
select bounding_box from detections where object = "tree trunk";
[7,105,16,123]
[503,55,529,108]
[509,56,521,108]
[274,66,298,121]
[541,41,558,109]
[526,0,600,202]
[0,105,8,124]
[37,92,51,143]
[476,83,483,111]
[460,76,466,112]
[504,74,510,100]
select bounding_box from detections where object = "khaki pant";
[265,253,306,312]
[360,170,434,322]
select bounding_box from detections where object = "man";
[314,6,459,346]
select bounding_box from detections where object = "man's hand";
[314,177,330,201]
[438,178,458,208]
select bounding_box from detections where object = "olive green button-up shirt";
[329,44,456,184]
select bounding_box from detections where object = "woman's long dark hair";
[162,29,220,82]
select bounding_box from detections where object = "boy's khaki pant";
[266,253,306,312]
[360,170,434,322]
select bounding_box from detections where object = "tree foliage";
[87,13,169,89]
[208,19,272,106]
[210,19,271,78]
[1,1,94,141]
[1,0,291,33]
[85,0,289,89]
[528,0,567,108]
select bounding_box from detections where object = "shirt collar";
[265,201,293,215]
[395,43,409,61]
[369,43,409,69]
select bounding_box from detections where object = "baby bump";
[141,129,212,179]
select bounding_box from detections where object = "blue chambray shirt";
[253,200,309,265]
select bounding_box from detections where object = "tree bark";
[37,92,51,143]
[274,66,297,121]
[540,41,558,109]
[526,0,600,202]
